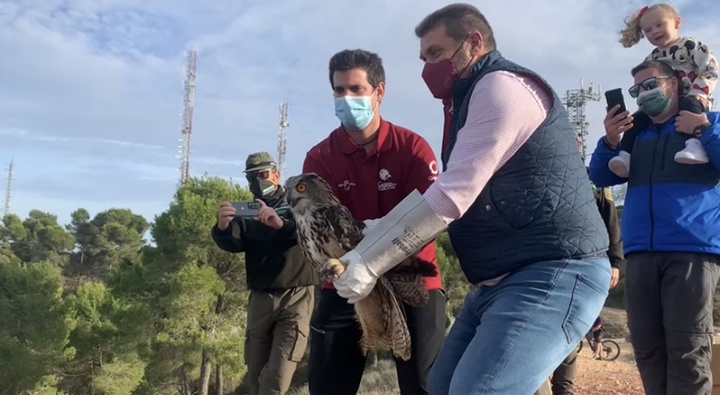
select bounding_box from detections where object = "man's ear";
[468,31,484,56]
[375,81,385,104]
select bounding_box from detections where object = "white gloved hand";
[333,190,447,303]
[361,218,381,236]
[333,250,378,303]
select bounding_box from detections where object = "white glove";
[333,190,447,303]
[361,218,381,236]
[334,250,377,303]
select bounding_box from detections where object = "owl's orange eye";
[296,183,307,193]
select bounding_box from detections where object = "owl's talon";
[320,258,345,281]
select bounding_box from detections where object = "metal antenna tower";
[179,50,197,185]
[277,102,289,177]
[564,78,602,160]
[3,158,13,217]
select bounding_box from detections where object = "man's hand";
[609,267,620,289]
[603,105,634,148]
[253,199,284,230]
[675,110,709,135]
[217,202,236,231]
[333,251,378,304]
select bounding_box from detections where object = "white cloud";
[1,0,718,229]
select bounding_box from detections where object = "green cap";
[244,151,277,173]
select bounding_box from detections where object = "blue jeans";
[427,257,611,395]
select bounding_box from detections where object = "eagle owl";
[284,172,438,361]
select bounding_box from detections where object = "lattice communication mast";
[564,78,601,160]
[3,158,13,217]
[179,50,197,185]
[277,102,289,176]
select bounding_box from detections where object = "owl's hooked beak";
[283,188,298,208]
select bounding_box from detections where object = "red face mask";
[421,58,458,100]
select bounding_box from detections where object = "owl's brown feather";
[285,172,437,360]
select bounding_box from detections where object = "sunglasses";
[628,76,671,98]
[246,169,272,181]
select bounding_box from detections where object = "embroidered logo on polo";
[428,160,439,181]
[338,180,356,191]
[378,168,397,191]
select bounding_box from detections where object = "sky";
[0,0,718,237]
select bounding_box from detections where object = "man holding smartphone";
[590,60,720,395]
[211,151,317,395]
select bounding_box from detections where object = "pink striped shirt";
[423,70,553,285]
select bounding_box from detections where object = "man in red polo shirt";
[303,49,446,395]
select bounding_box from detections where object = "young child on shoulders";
[608,3,718,178]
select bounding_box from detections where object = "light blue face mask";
[334,94,376,131]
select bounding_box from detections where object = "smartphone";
[231,201,261,217]
[604,88,627,115]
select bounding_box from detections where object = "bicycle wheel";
[600,339,621,361]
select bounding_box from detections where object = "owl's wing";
[318,205,364,251]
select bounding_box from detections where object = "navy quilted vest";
[444,51,609,284]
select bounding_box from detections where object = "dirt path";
[569,307,645,394]
[573,339,644,395]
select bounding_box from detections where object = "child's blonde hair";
[618,3,680,48]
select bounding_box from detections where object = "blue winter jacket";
[589,112,720,256]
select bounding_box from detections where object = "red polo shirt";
[303,118,443,291]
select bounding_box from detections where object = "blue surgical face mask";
[334,93,376,131]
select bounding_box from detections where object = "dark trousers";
[550,344,580,395]
[619,95,707,153]
[307,288,446,395]
[244,286,314,395]
[625,252,720,395]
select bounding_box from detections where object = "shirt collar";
[334,117,392,155]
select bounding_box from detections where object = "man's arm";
[699,112,720,171]
[422,70,551,223]
[275,211,297,241]
[589,136,628,188]
[596,187,625,269]
[211,222,244,253]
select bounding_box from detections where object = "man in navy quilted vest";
[590,59,720,395]
[328,3,612,394]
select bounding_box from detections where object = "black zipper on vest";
[648,124,660,250]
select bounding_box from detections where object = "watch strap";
[693,122,711,137]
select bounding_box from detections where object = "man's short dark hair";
[328,49,386,89]
[415,3,497,51]
[631,60,681,95]
[631,60,678,79]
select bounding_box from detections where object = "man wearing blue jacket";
[589,59,720,395]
